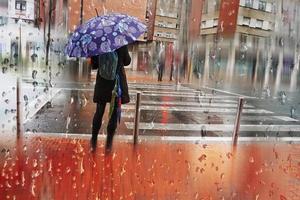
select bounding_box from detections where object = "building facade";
[0,0,67,80]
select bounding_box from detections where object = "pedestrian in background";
[169,52,174,81]
[157,47,165,82]
[90,45,131,152]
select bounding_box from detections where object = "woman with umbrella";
[91,45,131,151]
[65,13,147,152]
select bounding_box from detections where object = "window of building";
[242,17,250,26]
[245,0,253,8]
[258,0,266,11]
[214,0,220,11]
[262,21,270,30]
[201,21,206,29]
[15,0,26,11]
[213,19,218,27]
[155,31,163,37]
[165,32,174,38]
[0,17,8,26]
[157,21,165,27]
[206,20,214,28]
[256,19,263,29]
[203,0,208,14]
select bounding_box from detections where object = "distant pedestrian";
[157,48,165,82]
[169,53,174,81]
[90,45,131,152]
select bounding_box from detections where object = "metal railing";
[232,97,245,146]
[133,92,141,144]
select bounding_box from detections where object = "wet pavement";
[0,134,299,199]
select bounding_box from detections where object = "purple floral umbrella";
[65,13,147,57]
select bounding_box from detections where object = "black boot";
[105,132,114,153]
[90,134,97,152]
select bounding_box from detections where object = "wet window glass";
[0,0,299,199]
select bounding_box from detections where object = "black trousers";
[92,101,118,145]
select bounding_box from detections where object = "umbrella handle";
[95,8,99,17]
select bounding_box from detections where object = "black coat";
[93,45,131,104]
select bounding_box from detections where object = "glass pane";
[0,0,299,199]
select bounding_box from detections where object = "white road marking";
[128,84,195,91]
[122,111,297,122]
[273,116,299,122]
[122,105,273,114]
[202,86,256,99]
[125,122,300,132]
[130,93,243,99]
[129,86,195,91]
[130,90,203,96]
[128,100,254,108]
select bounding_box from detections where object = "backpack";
[93,52,118,80]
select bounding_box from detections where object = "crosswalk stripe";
[130,90,203,96]
[128,100,254,108]
[125,122,300,132]
[129,93,243,99]
[202,86,256,99]
[122,112,297,122]
[128,84,195,91]
[130,98,238,104]
[122,105,273,114]
[273,116,299,122]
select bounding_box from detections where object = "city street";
[23,70,300,138]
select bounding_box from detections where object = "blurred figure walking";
[157,47,165,82]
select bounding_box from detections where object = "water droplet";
[2,67,8,74]
[177,148,182,155]
[66,116,71,130]
[31,179,36,197]
[2,92,6,97]
[280,194,287,200]
[198,154,207,162]
[5,181,11,188]
[66,167,71,174]
[4,109,10,115]
[226,152,233,159]
[80,159,84,174]
[23,95,28,103]
[220,173,224,179]
[33,159,38,168]
[32,70,38,79]
[32,81,38,87]
[249,157,255,163]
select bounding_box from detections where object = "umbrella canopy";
[65,13,147,57]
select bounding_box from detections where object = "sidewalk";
[0,133,299,199]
